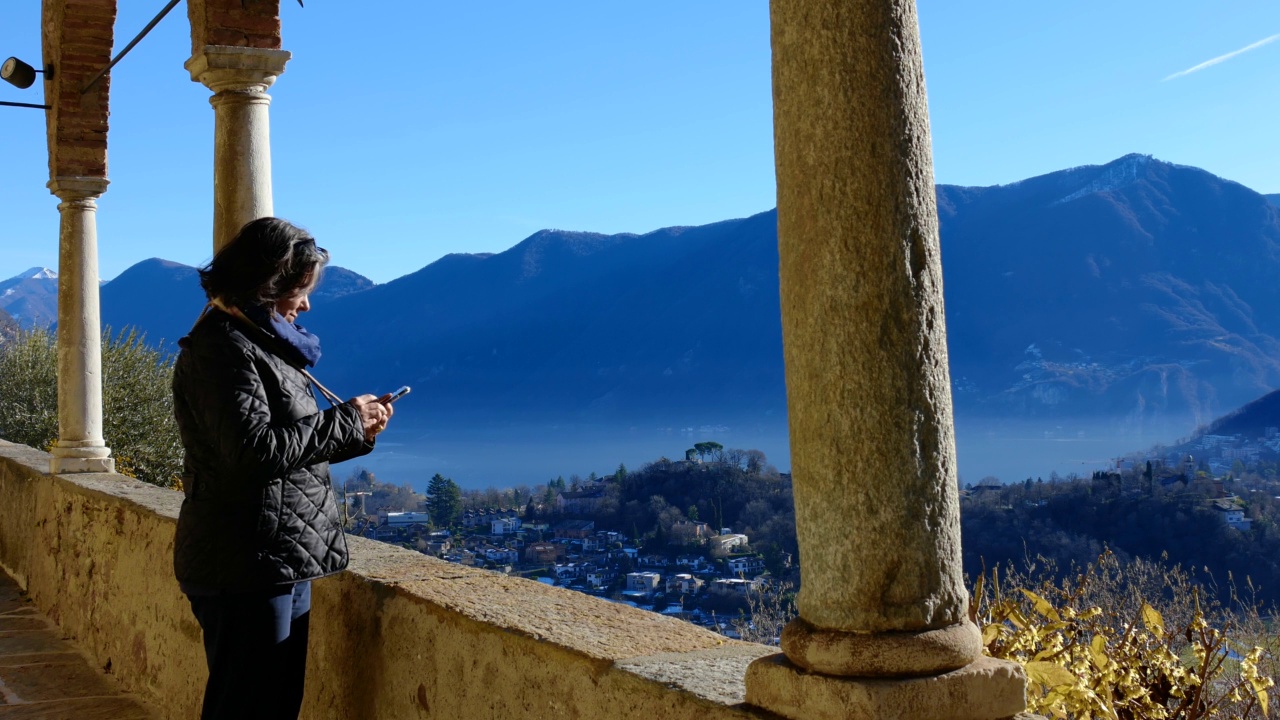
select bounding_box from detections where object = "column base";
[782,617,982,676]
[745,653,1028,720]
[49,456,115,474]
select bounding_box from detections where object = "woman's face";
[274,275,316,323]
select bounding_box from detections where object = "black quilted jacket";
[172,309,371,591]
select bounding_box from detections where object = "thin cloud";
[1164,33,1280,81]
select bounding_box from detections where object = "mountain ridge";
[9,154,1278,432]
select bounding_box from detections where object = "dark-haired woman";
[172,217,391,719]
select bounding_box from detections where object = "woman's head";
[199,217,329,316]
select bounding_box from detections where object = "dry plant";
[973,549,1276,719]
[732,579,796,645]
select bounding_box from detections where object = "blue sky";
[2,1,1279,284]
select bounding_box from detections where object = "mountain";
[937,154,1280,425]
[304,211,785,423]
[54,154,1280,431]
[312,266,375,305]
[0,267,58,328]
[100,259,204,346]
[97,259,376,348]
[1193,389,1280,439]
[1265,194,1280,208]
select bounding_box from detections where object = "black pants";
[188,581,312,720]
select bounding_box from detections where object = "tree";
[0,328,182,488]
[694,441,724,461]
[427,473,462,528]
[616,463,628,483]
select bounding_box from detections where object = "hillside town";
[345,457,796,641]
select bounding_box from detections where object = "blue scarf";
[241,304,322,368]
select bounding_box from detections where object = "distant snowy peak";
[13,267,56,281]
[1053,154,1153,206]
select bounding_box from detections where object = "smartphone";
[385,386,411,403]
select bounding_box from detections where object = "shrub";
[973,550,1276,719]
[0,328,182,488]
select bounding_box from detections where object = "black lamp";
[1,57,47,89]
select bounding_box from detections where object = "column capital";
[185,46,291,94]
[48,176,109,202]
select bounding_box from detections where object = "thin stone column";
[185,46,290,253]
[746,0,1028,717]
[48,177,113,475]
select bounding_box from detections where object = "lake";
[339,413,1197,492]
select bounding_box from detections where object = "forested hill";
[960,474,1280,606]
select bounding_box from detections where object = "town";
[341,445,798,643]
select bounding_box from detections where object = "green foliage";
[0,328,182,488]
[0,328,58,450]
[427,472,462,528]
[102,329,183,488]
[975,551,1277,719]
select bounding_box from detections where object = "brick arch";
[42,0,117,179]
[187,0,282,54]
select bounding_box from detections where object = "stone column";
[47,177,114,475]
[185,46,290,253]
[745,0,1028,718]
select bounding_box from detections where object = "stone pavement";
[0,572,155,719]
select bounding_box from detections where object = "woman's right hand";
[349,394,392,442]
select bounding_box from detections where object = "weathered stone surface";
[771,0,968,642]
[47,177,113,475]
[0,653,81,667]
[0,697,154,719]
[0,633,76,657]
[0,661,119,702]
[0,566,155,718]
[616,645,778,705]
[745,654,1028,720]
[781,617,983,676]
[185,46,289,252]
[0,618,49,634]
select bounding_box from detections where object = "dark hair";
[198,217,329,307]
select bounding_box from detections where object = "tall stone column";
[48,177,114,475]
[185,46,290,253]
[745,0,1028,718]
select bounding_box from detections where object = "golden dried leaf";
[1025,660,1077,689]
[1140,602,1164,639]
[1089,634,1109,670]
[1020,588,1062,622]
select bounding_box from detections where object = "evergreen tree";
[427,473,462,528]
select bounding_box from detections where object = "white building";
[491,516,522,535]
[625,572,662,595]
[382,511,431,527]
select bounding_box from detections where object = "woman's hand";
[349,394,393,442]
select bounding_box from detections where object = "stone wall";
[0,440,775,718]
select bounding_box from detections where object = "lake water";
[341,413,1198,492]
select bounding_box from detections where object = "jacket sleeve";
[197,339,368,483]
[330,437,376,465]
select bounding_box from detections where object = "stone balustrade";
[0,439,781,719]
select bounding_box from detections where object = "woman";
[172,217,391,719]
